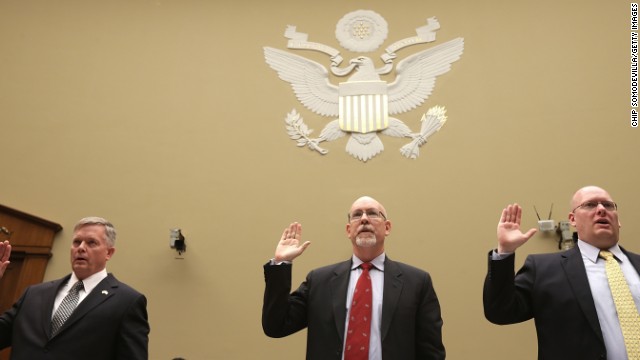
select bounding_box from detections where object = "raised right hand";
[274,222,311,262]
[497,204,537,253]
[0,241,11,279]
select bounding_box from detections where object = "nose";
[596,203,607,214]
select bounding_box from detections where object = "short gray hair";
[73,217,116,247]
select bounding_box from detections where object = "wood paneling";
[0,204,61,360]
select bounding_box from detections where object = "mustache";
[358,225,375,233]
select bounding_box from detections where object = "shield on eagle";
[338,80,389,134]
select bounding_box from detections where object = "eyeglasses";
[572,200,617,212]
[349,209,387,222]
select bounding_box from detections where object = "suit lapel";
[330,260,352,342]
[51,274,118,338]
[561,247,603,342]
[621,246,640,275]
[381,257,402,341]
[42,276,71,339]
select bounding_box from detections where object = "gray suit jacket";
[0,273,149,360]
[483,245,640,360]
[262,256,445,360]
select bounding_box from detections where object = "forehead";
[350,197,382,212]
[573,187,613,205]
[73,224,106,239]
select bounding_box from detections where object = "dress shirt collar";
[577,239,624,264]
[351,253,385,272]
[69,268,109,294]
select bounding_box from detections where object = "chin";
[586,237,618,249]
[356,236,377,248]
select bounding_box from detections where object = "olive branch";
[284,109,328,154]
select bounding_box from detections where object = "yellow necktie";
[600,250,640,359]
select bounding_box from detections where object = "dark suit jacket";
[483,246,640,360]
[0,273,149,360]
[262,256,445,360]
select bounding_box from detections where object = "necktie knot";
[599,250,615,262]
[71,280,84,293]
[360,262,373,272]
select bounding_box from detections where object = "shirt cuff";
[269,258,292,265]
[491,250,514,260]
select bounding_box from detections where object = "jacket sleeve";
[115,293,149,360]
[0,289,25,349]
[262,262,309,338]
[483,250,535,325]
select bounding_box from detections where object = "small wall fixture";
[534,204,556,232]
[534,205,576,250]
[170,228,186,256]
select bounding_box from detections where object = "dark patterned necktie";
[344,263,373,360]
[51,280,84,335]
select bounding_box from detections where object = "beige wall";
[0,0,637,359]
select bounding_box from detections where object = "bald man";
[262,196,445,360]
[484,186,640,360]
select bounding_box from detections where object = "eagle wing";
[318,120,346,142]
[386,38,464,115]
[264,47,339,117]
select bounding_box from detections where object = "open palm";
[274,222,311,262]
[497,204,537,253]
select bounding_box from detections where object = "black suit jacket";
[262,256,445,360]
[0,273,149,360]
[483,246,640,360]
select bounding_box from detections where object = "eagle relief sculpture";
[264,10,464,162]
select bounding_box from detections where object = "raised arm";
[497,204,537,253]
[274,222,311,262]
[263,222,312,338]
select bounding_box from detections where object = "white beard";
[356,234,377,248]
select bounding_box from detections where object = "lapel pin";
[102,290,108,295]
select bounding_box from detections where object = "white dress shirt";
[52,268,108,318]
[579,240,640,360]
[342,253,385,360]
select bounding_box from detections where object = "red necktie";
[344,263,373,360]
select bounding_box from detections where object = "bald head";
[570,186,613,210]
[568,186,620,249]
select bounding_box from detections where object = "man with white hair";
[0,216,149,360]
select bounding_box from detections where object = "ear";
[568,212,576,227]
[106,247,116,261]
[384,220,392,236]
[346,223,351,236]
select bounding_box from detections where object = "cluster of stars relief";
[352,21,371,40]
